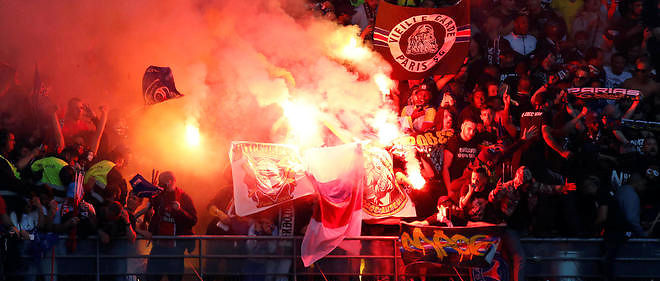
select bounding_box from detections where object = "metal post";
[293,237,297,281]
[96,238,101,281]
[198,237,203,279]
[393,238,398,281]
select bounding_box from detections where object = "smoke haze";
[0,0,395,230]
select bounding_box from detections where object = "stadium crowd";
[0,0,659,280]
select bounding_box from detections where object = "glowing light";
[404,147,426,190]
[340,37,369,62]
[185,121,201,147]
[280,99,321,145]
[373,73,394,95]
[370,109,401,145]
[408,169,426,190]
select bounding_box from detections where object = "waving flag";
[230,142,315,216]
[129,174,163,198]
[142,66,183,105]
[373,0,470,80]
[362,144,416,220]
[301,143,366,266]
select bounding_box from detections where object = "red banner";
[373,0,470,80]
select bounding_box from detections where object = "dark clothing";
[147,187,197,236]
[96,207,128,239]
[477,127,498,145]
[107,168,128,206]
[0,156,28,213]
[446,135,480,181]
[515,110,551,171]
[146,187,197,281]
[459,183,500,223]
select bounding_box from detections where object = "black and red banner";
[373,0,470,80]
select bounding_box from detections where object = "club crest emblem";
[374,14,470,73]
[242,153,303,208]
[406,24,439,55]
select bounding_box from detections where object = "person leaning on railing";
[144,171,197,281]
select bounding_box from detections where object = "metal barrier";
[6,235,660,280]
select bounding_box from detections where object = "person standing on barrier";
[145,171,197,281]
[489,166,576,281]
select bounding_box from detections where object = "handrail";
[6,235,660,279]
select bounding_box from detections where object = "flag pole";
[321,119,351,144]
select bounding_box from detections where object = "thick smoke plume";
[0,0,399,230]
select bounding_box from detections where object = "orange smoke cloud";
[0,0,414,230]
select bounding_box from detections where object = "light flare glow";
[185,120,201,147]
[280,99,321,145]
[404,146,426,190]
[339,37,369,62]
[408,168,426,190]
[370,109,401,145]
[373,73,394,96]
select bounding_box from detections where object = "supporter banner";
[142,65,184,105]
[301,143,365,266]
[621,119,660,132]
[230,142,315,216]
[373,0,470,80]
[471,253,510,281]
[279,202,295,236]
[400,222,503,268]
[392,130,454,147]
[129,174,163,198]
[362,144,416,219]
[566,87,640,100]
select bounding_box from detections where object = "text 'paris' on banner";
[373,0,470,80]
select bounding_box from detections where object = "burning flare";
[280,99,321,146]
[185,119,201,148]
[407,169,426,190]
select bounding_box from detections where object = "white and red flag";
[301,143,366,267]
[230,141,315,216]
[362,144,416,220]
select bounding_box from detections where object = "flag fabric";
[362,144,416,220]
[301,143,366,267]
[399,222,503,268]
[142,66,183,105]
[230,142,315,217]
[129,174,163,198]
[373,0,470,80]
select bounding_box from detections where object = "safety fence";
[5,235,660,280]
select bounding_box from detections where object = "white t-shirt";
[604,66,632,88]
[10,206,46,239]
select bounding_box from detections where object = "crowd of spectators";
[0,0,659,280]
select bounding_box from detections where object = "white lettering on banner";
[279,202,295,237]
[521,112,543,117]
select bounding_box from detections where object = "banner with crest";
[373,0,470,80]
[362,144,416,219]
[230,141,315,216]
